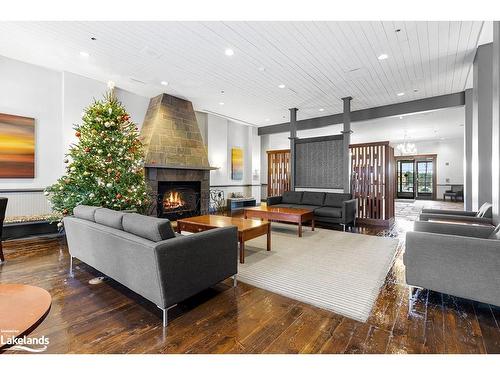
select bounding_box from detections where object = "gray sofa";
[267,191,357,229]
[419,202,493,225]
[64,205,238,327]
[405,220,500,307]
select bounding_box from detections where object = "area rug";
[238,223,399,322]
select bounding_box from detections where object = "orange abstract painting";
[0,113,35,178]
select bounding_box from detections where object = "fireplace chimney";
[140,93,210,169]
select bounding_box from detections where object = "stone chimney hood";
[140,93,214,170]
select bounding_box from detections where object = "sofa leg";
[158,304,177,328]
[69,256,74,277]
[233,274,238,288]
[408,286,414,315]
[341,224,346,232]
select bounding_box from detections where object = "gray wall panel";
[295,137,344,189]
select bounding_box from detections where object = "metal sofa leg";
[69,256,74,277]
[341,224,346,232]
[160,307,167,327]
[408,286,414,314]
[233,274,238,288]
[158,304,177,328]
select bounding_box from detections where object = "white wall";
[0,55,62,191]
[207,113,261,202]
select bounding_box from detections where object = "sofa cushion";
[301,192,325,206]
[477,203,493,218]
[314,206,342,218]
[73,205,100,221]
[94,208,125,230]
[489,224,500,240]
[282,191,303,204]
[324,193,352,207]
[122,213,176,242]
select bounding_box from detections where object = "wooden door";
[267,149,291,197]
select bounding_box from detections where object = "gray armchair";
[405,220,500,307]
[419,202,493,225]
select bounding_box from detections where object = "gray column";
[493,22,500,224]
[464,88,473,211]
[472,43,493,210]
[289,108,298,191]
[341,97,353,193]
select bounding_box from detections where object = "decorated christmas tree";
[45,91,149,225]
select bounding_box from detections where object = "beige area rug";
[238,223,399,322]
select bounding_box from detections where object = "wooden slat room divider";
[267,149,291,197]
[350,141,395,227]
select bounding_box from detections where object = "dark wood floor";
[1,205,500,353]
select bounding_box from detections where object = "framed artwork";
[231,147,243,180]
[0,113,35,178]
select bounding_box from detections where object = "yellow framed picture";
[231,148,243,180]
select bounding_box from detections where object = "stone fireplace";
[140,93,214,219]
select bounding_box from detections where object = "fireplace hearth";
[157,181,201,220]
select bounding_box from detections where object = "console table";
[227,197,257,215]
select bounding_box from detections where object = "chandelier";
[396,132,417,155]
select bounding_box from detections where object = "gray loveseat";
[64,205,238,327]
[405,220,500,307]
[267,191,357,229]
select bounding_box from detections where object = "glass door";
[416,160,434,199]
[397,160,415,199]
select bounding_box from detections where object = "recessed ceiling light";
[219,102,225,106]
[224,48,234,56]
[378,54,388,60]
[319,108,325,112]
[278,84,286,89]
[160,81,168,86]
[397,92,405,97]
[79,51,89,58]
[399,116,404,120]
[265,118,270,122]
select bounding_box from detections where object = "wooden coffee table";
[244,206,315,237]
[0,284,52,348]
[176,215,271,264]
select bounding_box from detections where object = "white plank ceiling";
[0,21,490,126]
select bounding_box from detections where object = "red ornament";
[123,114,130,121]
[116,193,122,199]
[84,147,90,153]
[75,131,81,138]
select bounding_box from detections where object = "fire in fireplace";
[157,181,201,220]
[163,191,184,210]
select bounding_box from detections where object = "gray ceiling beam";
[258,91,466,136]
